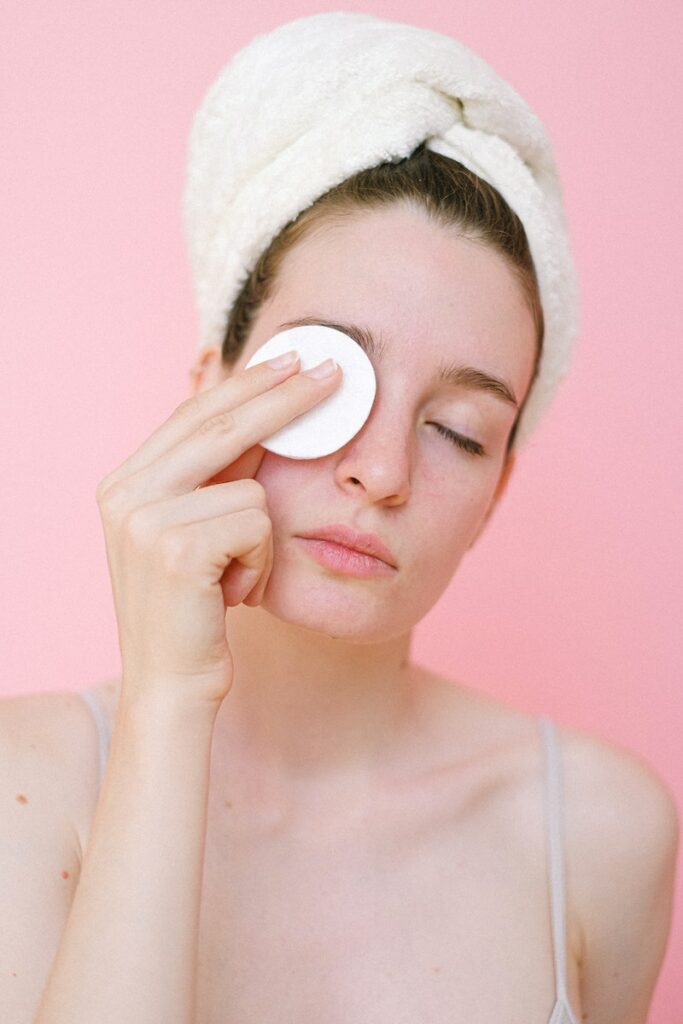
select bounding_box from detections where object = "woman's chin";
[252,563,398,642]
[254,563,429,645]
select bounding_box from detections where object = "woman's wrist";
[117,679,223,734]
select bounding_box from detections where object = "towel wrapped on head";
[182,11,579,452]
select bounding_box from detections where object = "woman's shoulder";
[0,681,122,858]
[418,666,675,798]
[553,718,679,1010]
[555,715,679,893]
[534,708,679,848]
[421,669,679,951]
[415,667,678,858]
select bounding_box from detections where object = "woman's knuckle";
[252,506,272,534]
[95,475,111,503]
[95,473,115,504]
[96,478,128,518]
[176,393,202,422]
[198,408,237,437]
[242,478,267,507]
[124,507,156,549]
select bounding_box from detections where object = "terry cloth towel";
[182,11,579,452]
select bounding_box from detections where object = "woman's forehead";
[265,208,536,392]
[276,206,524,320]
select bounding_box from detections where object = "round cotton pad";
[244,325,377,459]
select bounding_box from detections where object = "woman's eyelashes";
[429,421,486,457]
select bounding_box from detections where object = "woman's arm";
[31,688,217,1024]
[12,326,335,1023]
[567,732,680,1024]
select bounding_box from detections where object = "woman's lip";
[296,523,397,566]
[295,537,397,577]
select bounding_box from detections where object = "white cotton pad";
[244,324,377,459]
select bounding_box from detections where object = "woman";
[3,12,678,1024]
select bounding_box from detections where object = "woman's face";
[205,202,537,642]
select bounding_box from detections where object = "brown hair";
[221,142,544,457]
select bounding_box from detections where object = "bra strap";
[538,715,570,1005]
[79,688,112,790]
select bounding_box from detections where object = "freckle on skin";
[16,794,28,804]
[224,800,233,809]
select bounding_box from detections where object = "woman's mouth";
[295,537,397,578]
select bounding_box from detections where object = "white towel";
[182,11,579,452]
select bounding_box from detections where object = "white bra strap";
[79,688,112,790]
[539,715,570,1004]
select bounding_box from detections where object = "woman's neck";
[210,602,418,813]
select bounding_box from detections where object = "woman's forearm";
[35,689,219,1024]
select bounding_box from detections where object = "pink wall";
[2,0,681,1016]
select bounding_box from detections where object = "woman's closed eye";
[429,422,486,457]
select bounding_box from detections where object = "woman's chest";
[194,776,582,1024]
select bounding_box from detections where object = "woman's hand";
[95,352,341,711]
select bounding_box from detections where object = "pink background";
[2,0,681,1017]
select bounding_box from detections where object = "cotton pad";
[244,324,377,459]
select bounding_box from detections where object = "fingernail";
[266,349,299,369]
[304,358,337,379]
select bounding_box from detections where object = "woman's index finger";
[100,357,299,491]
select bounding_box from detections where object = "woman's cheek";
[421,483,489,569]
[252,452,306,511]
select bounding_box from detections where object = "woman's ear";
[188,345,227,396]
[467,450,516,550]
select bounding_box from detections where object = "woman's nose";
[332,399,412,506]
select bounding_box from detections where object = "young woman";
[2,14,678,1024]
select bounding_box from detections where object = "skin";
[25,199,675,1024]
[3,202,676,1024]
[187,200,537,826]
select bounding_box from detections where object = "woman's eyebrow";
[276,315,519,409]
